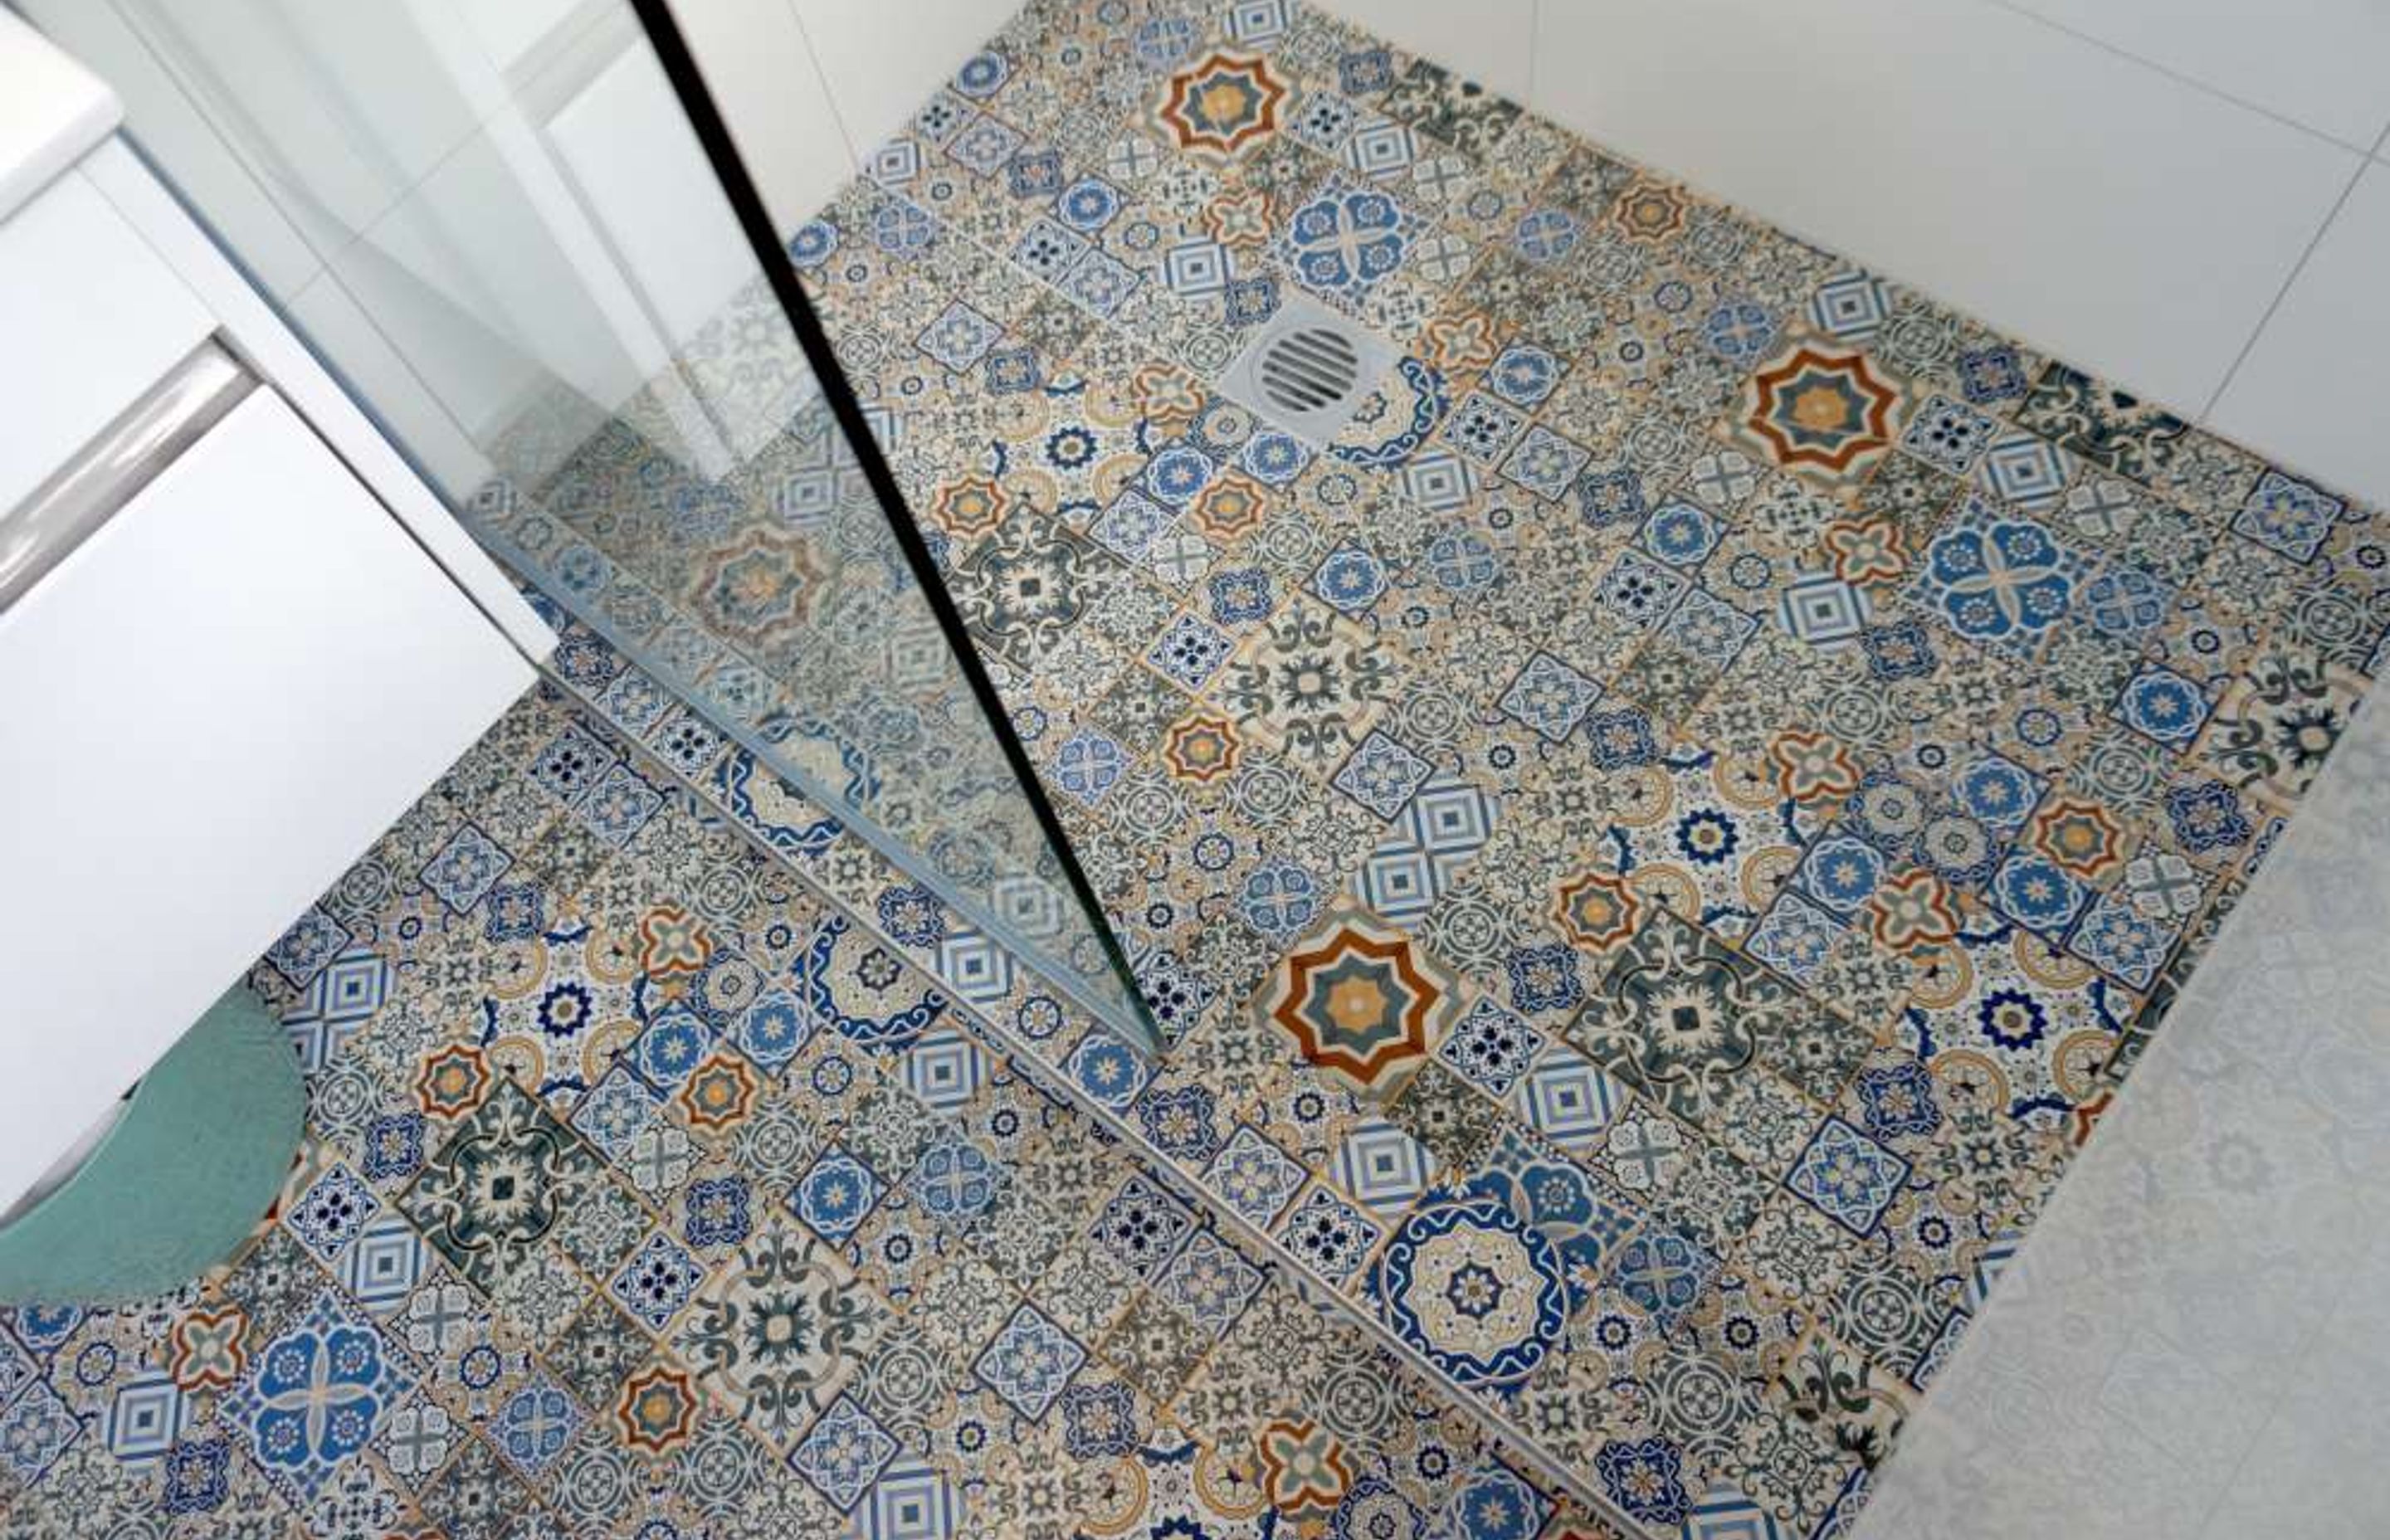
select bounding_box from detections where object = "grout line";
[1983,0,2383,158]
[2184,1297,2348,1539]
[2195,129,2384,422]
[1526,0,1543,105]
[779,0,866,171]
[1321,0,2347,465]
[532,649,1642,1531]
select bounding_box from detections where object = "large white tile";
[545,43,756,344]
[1998,0,2390,152]
[671,0,857,236]
[788,0,1017,159]
[445,0,590,74]
[108,0,499,267]
[2207,161,2390,507]
[1317,0,1535,102]
[1529,0,2360,412]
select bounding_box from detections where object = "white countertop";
[0,9,118,223]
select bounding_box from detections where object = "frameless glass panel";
[32,0,1153,1050]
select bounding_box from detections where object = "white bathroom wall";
[1344,0,2390,506]
[724,0,2390,507]
[785,0,1017,154]
[666,0,855,236]
[18,0,833,499]
[661,0,1012,223]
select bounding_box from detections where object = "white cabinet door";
[0,388,534,1205]
[0,168,212,515]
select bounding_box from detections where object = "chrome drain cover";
[1220,291,1397,446]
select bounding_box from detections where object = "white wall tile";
[1997,0,2390,152]
[670,0,857,236]
[2207,162,2390,508]
[1530,0,2360,413]
[788,0,1018,159]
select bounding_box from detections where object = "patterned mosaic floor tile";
[0,682,1605,1539]
[10,2,2388,1536]
[467,0,2387,1530]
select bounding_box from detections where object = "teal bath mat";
[0,985,303,1304]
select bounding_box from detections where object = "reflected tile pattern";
[471,315,1144,1038]
[1855,669,2390,1538]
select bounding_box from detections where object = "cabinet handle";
[0,339,251,612]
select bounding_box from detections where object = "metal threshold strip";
[623,0,1160,1064]
[0,340,250,612]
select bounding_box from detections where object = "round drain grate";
[1257,324,1362,417]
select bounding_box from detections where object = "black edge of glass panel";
[626,0,1161,1060]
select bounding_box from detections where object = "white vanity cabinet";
[0,14,551,1208]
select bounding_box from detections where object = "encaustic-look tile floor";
[7,0,2390,1536]
[467,0,2382,1533]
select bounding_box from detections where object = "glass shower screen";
[31,0,1157,1052]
